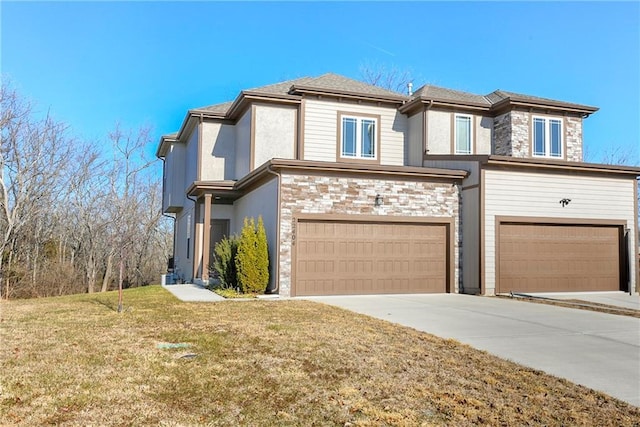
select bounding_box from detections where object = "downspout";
[265,164,281,294]
[159,157,177,278]
[186,193,198,283]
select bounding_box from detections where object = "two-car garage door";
[294,219,449,296]
[497,222,623,294]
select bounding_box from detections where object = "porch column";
[202,194,212,282]
[192,199,202,280]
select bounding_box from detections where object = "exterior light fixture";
[375,194,383,207]
[559,198,571,207]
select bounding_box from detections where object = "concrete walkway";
[303,294,640,407]
[162,284,224,302]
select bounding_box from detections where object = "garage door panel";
[498,223,620,293]
[295,220,448,296]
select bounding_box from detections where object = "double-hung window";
[533,116,563,158]
[340,115,377,160]
[454,114,472,154]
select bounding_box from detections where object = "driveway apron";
[302,294,640,407]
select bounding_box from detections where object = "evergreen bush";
[213,235,238,289]
[236,216,270,293]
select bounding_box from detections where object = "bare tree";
[359,61,417,94]
[0,83,74,298]
[0,82,172,300]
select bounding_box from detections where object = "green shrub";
[236,216,270,294]
[213,235,239,289]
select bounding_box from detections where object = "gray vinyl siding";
[483,169,636,295]
[303,99,406,165]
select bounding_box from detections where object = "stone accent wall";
[278,173,461,297]
[510,111,530,157]
[493,111,530,158]
[565,116,583,162]
[493,112,512,156]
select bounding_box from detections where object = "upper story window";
[339,113,378,161]
[533,116,562,158]
[454,114,472,154]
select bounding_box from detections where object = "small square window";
[533,116,563,158]
[340,115,377,160]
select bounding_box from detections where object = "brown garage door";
[294,220,448,296]
[497,223,621,294]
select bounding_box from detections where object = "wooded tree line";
[0,83,171,299]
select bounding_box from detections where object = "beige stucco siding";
[303,99,406,165]
[235,109,252,179]
[427,111,492,155]
[200,122,235,180]
[233,178,279,291]
[426,110,450,154]
[254,104,296,168]
[483,169,636,295]
[174,206,195,282]
[407,112,424,166]
[162,143,186,212]
[185,126,199,187]
[476,117,493,154]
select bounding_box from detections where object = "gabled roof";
[401,84,598,116]
[410,85,491,107]
[486,90,598,113]
[289,73,407,101]
[158,73,600,157]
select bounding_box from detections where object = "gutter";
[264,165,282,294]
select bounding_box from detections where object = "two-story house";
[157,73,639,297]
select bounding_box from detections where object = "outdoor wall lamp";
[559,198,571,207]
[375,194,383,207]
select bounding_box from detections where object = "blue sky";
[2,1,639,164]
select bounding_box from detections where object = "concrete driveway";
[302,294,640,407]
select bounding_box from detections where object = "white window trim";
[454,114,473,155]
[340,115,378,160]
[532,115,563,158]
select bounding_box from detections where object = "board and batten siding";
[483,169,637,295]
[303,99,406,166]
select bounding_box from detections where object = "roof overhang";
[425,154,640,177]
[186,159,468,201]
[491,97,599,117]
[289,84,407,105]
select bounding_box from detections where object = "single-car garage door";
[497,223,622,294]
[294,220,449,296]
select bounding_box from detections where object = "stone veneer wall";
[278,173,461,297]
[493,112,512,156]
[565,116,583,162]
[509,111,530,157]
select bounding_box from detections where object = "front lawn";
[1,286,638,426]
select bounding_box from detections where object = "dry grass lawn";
[1,286,638,426]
